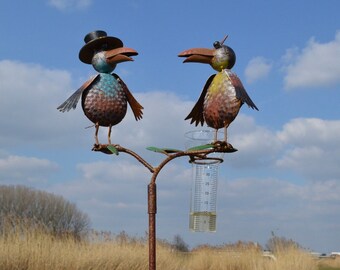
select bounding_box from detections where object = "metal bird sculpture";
[178,35,258,149]
[57,30,143,146]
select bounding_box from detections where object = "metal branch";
[92,141,236,270]
[92,144,155,173]
[92,142,235,178]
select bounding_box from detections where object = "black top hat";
[79,30,123,64]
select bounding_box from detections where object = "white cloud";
[48,0,92,11]
[276,118,340,181]
[227,115,282,168]
[276,146,340,181]
[50,159,191,233]
[283,31,340,89]
[226,116,340,182]
[107,91,194,150]
[0,60,91,148]
[0,154,58,184]
[278,118,340,147]
[219,177,340,250]
[244,57,272,83]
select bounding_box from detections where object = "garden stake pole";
[148,182,157,270]
[92,142,236,270]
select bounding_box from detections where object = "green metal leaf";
[107,145,119,155]
[146,146,182,154]
[161,148,182,154]
[146,146,165,153]
[188,144,214,151]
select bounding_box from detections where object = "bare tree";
[0,185,90,239]
[172,234,189,252]
[266,231,302,253]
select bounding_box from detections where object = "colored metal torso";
[203,70,242,129]
[82,73,127,127]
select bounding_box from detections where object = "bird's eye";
[213,41,221,49]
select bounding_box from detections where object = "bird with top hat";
[58,30,143,147]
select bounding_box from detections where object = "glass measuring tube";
[185,130,224,233]
[189,161,219,232]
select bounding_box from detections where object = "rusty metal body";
[81,74,128,127]
[203,70,243,129]
[57,30,143,144]
[178,36,258,142]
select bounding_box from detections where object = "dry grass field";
[0,226,338,270]
[318,257,340,270]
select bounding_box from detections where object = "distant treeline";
[0,185,90,239]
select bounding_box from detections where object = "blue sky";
[1,0,340,253]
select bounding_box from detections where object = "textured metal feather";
[112,73,143,121]
[227,70,258,110]
[57,75,99,112]
[185,74,215,126]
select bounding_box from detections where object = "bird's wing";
[227,70,259,111]
[185,74,215,126]
[57,75,99,112]
[112,73,143,121]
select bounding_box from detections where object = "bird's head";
[178,35,236,72]
[92,47,138,73]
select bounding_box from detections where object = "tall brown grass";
[0,223,323,270]
[318,257,340,270]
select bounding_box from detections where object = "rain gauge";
[189,162,219,232]
[185,130,223,232]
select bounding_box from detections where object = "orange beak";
[106,47,138,65]
[178,48,214,64]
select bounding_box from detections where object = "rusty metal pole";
[92,143,234,270]
[148,183,157,270]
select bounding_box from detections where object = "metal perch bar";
[92,142,235,270]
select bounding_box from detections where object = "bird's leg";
[214,129,218,142]
[224,126,228,143]
[108,124,112,145]
[95,122,100,145]
[223,125,237,152]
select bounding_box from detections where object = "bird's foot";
[213,141,238,153]
[92,143,113,154]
